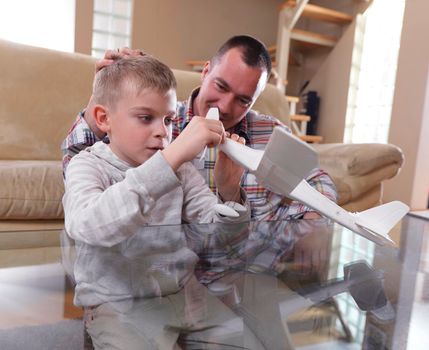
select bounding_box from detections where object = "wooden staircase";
[272,0,355,142]
[274,0,353,92]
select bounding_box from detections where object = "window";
[92,0,133,58]
[0,0,75,52]
[344,0,406,143]
[329,226,376,345]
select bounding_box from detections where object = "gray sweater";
[63,141,250,306]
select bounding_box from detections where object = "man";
[62,35,337,221]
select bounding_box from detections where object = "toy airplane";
[222,260,394,324]
[208,260,394,347]
[206,108,409,246]
[278,260,395,322]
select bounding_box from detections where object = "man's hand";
[215,133,246,203]
[303,211,321,219]
[95,47,145,72]
[292,219,331,276]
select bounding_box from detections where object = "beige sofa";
[0,39,404,231]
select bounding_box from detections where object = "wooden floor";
[0,247,82,329]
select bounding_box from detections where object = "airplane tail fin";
[354,201,410,240]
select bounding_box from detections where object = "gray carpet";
[0,319,84,350]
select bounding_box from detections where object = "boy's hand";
[215,133,246,203]
[95,47,145,72]
[162,117,225,171]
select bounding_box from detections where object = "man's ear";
[92,104,111,133]
[201,60,211,81]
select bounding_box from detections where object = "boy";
[63,56,250,247]
[63,56,257,349]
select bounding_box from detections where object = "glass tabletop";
[0,214,428,349]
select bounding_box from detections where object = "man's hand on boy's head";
[214,133,246,203]
[95,47,146,73]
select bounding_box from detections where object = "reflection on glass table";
[1,215,428,349]
[57,217,422,350]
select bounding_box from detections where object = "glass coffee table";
[0,214,428,349]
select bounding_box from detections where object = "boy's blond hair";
[92,56,177,109]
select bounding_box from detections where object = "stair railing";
[275,0,309,93]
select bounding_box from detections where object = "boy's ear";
[92,104,111,133]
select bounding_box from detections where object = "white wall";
[383,0,429,210]
[131,0,283,70]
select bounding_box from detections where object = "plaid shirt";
[186,220,323,284]
[61,111,107,177]
[173,88,337,221]
[61,88,337,220]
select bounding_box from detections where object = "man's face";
[195,48,268,130]
[107,86,177,166]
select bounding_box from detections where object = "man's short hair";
[211,35,272,75]
[93,56,177,109]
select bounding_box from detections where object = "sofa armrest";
[312,143,404,209]
[312,143,404,177]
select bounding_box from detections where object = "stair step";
[286,95,300,103]
[290,114,311,122]
[267,45,277,55]
[299,134,323,143]
[281,0,353,25]
[268,45,301,67]
[291,28,336,47]
[185,60,206,71]
[270,29,336,57]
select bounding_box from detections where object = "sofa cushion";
[342,186,382,212]
[312,142,404,209]
[0,161,64,219]
[0,39,96,161]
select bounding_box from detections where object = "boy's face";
[106,86,177,167]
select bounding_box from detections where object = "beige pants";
[84,279,266,350]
